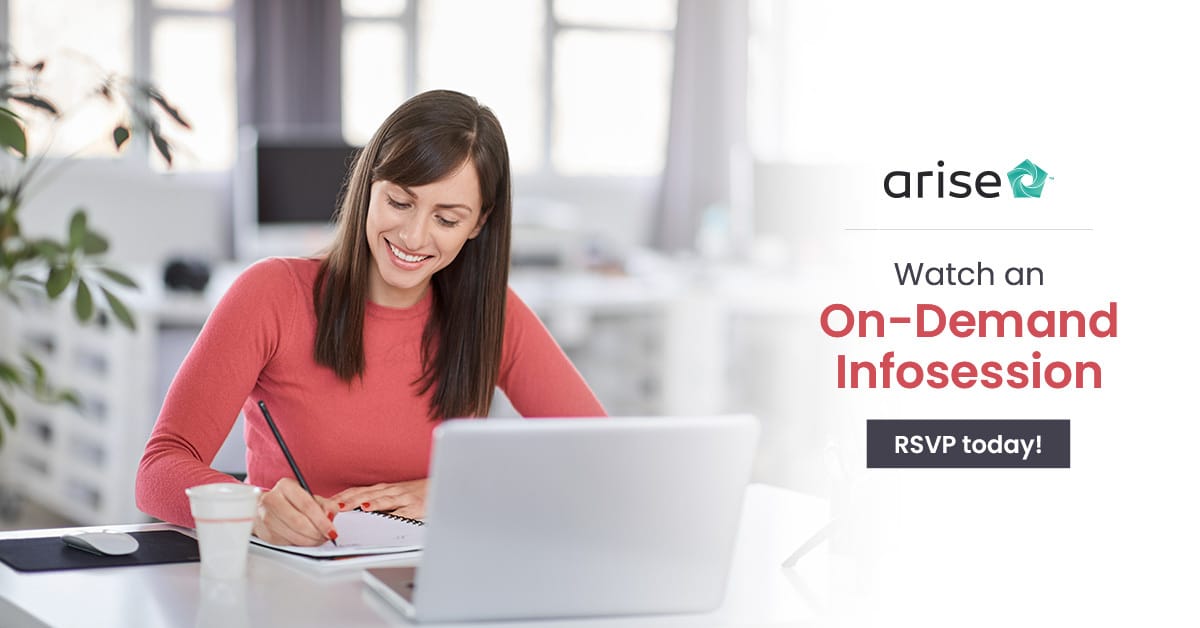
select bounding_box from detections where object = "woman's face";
[364,161,485,308]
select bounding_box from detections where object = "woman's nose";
[399,215,429,248]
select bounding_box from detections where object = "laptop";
[362,415,759,623]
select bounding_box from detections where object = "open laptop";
[362,415,759,623]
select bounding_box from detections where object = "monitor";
[233,128,360,260]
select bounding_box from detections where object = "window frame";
[4,0,673,246]
[2,0,236,170]
[145,0,236,171]
[6,0,673,180]
[341,0,674,181]
[546,1,675,178]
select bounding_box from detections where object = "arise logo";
[1007,159,1050,198]
[884,159,1052,199]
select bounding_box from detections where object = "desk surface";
[0,485,828,628]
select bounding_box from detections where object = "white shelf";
[0,285,165,525]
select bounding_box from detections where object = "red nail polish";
[362,502,370,509]
[329,530,338,541]
[338,502,345,509]
[328,512,335,521]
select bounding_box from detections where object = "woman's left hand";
[329,479,428,520]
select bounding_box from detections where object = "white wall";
[513,174,660,251]
[16,159,230,269]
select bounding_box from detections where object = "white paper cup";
[197,577,250,628]
[186,483,261,579]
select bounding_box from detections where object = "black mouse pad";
[0,530,200,572]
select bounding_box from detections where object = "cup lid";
[185,482,261,500]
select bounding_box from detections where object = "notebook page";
[250,510,424,557]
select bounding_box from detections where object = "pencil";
[257,399,337,545]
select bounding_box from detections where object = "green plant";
[0,47,190,447]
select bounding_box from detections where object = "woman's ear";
[468,212,488,239]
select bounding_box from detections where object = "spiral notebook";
[250,509,425,557]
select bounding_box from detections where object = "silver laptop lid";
[412,415,759,623]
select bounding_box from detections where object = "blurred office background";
[0,0,830,527]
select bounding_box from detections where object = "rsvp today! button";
[866,419,1070,468]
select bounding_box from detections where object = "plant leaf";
[32,238,66,258]
[82,230,109,255]
[46,265,72,297]
[0,361,23,386]
[101,286,136,331]
[11,94,58,115]
[99,267,138,288]
[68,210,87,251]
[151,129,173,166]
[22,354,45,384]
[149,91,192,130]
[0,394,12,427]
[74,279,94,322]
[12,243,38,262]
[56,389,82,410]
[0,110,27,157]
[112,125,130,150]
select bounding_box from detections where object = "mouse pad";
[0,530,200,572]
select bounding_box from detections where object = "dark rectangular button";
[867,419,1069,468]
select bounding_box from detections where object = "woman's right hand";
[252,477,339,546]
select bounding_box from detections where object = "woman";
[136,90,604,546]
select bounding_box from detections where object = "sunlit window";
[6,0,236,170]
[9,0,134,158]
[340,0,675,178]
[153,0,231,9]
[150,16,236,170]
[148,2,236,171]
[342,22,407,146]
[342,0,406,18]
[747,0,810,163]
[552,30,671,176]
[554,0,676,30]
[9,0,676,177]
[549,1,674,176]
[418,0,544,173]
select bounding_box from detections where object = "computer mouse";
[60,531,140,556]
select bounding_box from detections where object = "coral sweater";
[136,257,605,527]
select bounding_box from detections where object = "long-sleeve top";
[136,257,605,527]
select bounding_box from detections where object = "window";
[341,0,408,147]
[149,0,236,171]
[551,28,672,176]
[550,2,674,176]
[416,0,544,173]
[8,0,134,158]
[339,0,675,177]
[4,0,236,170]
[748,0,827,163]
[7,1,674,176]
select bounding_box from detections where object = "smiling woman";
[135,90,605,547]
[315,91,513,418]
[365,172,484,309]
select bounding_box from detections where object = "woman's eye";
[436,216,460,228]
[387,198,411,209]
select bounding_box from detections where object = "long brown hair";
[313,90,512,419]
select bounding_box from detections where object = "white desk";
[0,485,828,628]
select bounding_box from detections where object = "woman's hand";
[330,479,428,520]
[252,477,339,546]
